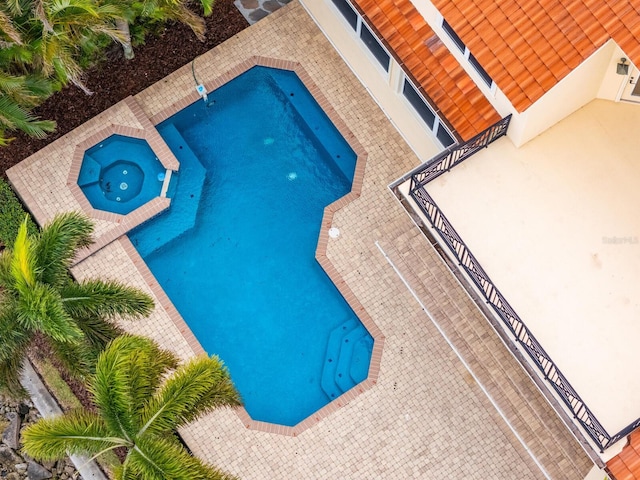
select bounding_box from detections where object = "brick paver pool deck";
[8,3,594,478]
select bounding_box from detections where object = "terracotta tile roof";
[607,430,640,480]
[433,0,640,112]
[352,0,502,141]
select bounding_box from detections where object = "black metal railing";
[410,114,511,188]
[408,116,636,451]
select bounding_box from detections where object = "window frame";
[441,18,496,93]
[327,0,458,148]
[402,77,456,148]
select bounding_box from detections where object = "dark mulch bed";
[0,0,249,177]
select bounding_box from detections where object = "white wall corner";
[597,41,634,100]
[506,40,616,147]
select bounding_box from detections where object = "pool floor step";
[320,319,358,400]
[349,334,374,383]
[77,154,101,187]
[134,124,207,256]
[334,325,370,392]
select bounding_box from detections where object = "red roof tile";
[608,432,640,480]
[432,0,640,112]
[352,0,501,141]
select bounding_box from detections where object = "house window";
[360,24,390,72]
[402,78,455,148]
[329,0,391,75]
[441,20,464,53]
[436,123,455,147]
[331,0,357,30]
[441,19,495,89]
[468,54,493,87]
[403,79,435,129]
[329,0,456,148]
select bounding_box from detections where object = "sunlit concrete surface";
[426,98,640,434]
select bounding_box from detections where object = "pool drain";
[120,182,128,190]
[287,172,297,181]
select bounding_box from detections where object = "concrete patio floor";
[423,99,640,436]
[7,2,595,478]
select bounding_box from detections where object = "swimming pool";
[129,66,373,426]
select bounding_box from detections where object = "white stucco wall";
[299,0,441,164]
[597,42,636,101]
[507,41,617,146]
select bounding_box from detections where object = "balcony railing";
[408,115,637,451]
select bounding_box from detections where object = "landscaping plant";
[22,334,242,480]
[0,211,154,394]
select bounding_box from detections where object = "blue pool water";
[78,135,165,215]
[129,67,373,426]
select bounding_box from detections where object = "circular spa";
[78,135,166,215]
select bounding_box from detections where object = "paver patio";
[8,2,595,478]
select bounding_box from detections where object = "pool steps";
[77,154,101,187]
[320,319,373,400]
[132,124,206,257]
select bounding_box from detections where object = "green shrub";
[0,178,36,246]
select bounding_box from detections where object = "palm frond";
[22,409,126,461]
[0,95,56,139]
[2,0,22,17]
[139,355,241,436]
[34,211,94,287]
[16,282,84,342]
[124,338,178,425]
[0,306,31,395]
[10,217,36,291]
[0,44,34,71]
[61,279,154,320]
[0,354,28,397]
[23,74,57,100]
[143,1,205,41]
[0,72,53,107]
[0,72,28,96]
[199,0,215,16]
[92,335,177,432]
[0,303,31,360]
[0,10,22,44]
[48,335,94,378]
[91,336,147,440]
[73,312,123,352]
[123,435,237,480]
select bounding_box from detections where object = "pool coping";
[117,56,384,436]
[67,97,181,261]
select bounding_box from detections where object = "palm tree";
[24,0,127,94]
[22,335,242,480]
[0,212,154,393]
[0,73,57,145]
[107,0,215,59]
